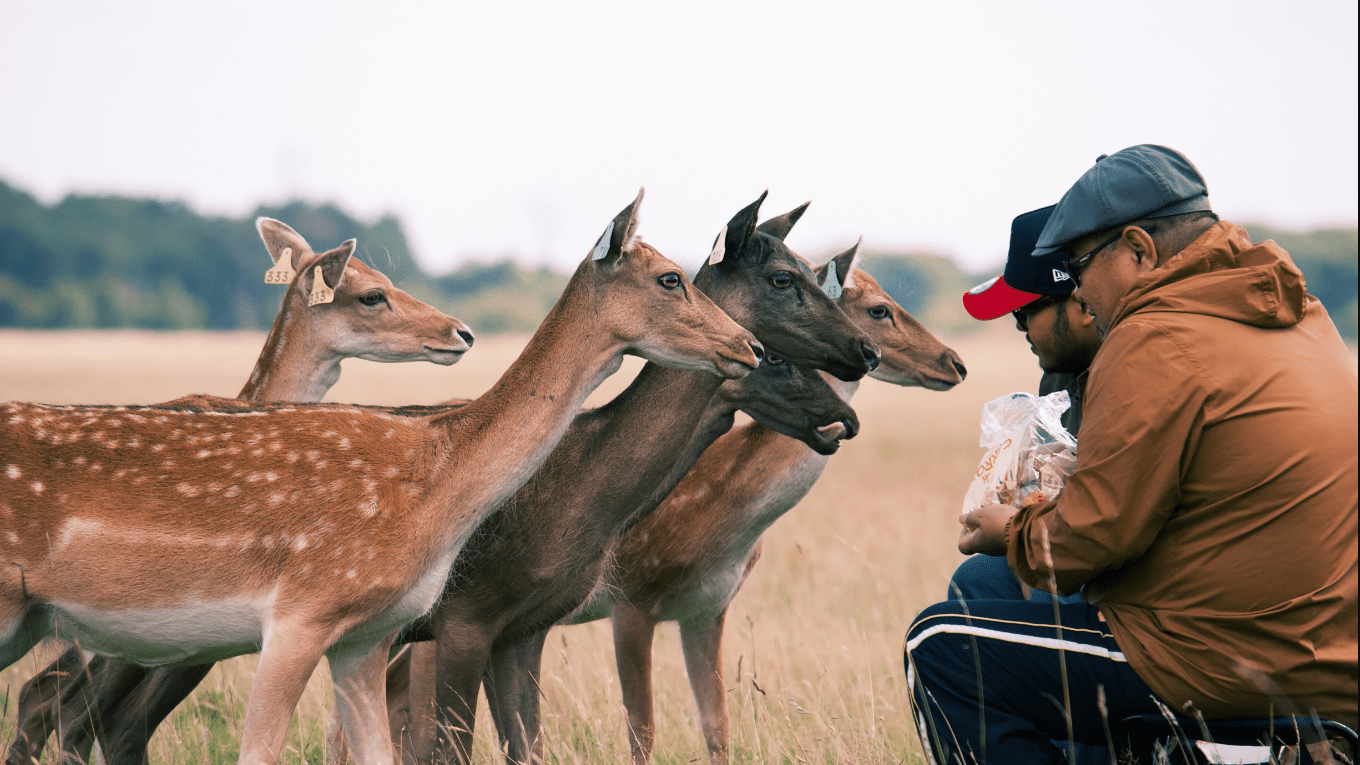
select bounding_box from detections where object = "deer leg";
[236,622,332,765]
[612,601,659,765]
[5,646,85,765]
[485,630,549,765]
[430,620,494,765]
[383,644,416,765]
[680,611,730,765]
[327,632,399,765]
[95,663,214,765]
[54,657,149,765]
[403,641,437,764]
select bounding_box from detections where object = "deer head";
[695,193,880,382]
[715,354,860,455]
[815,240,966,390]
[256,217,474,367]
[580,189,762,379]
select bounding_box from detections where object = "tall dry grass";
[2,328,1354,763]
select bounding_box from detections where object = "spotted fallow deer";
[5,217,475,765]
[0,190,763,765]
[325,194,879,765]
[567,241,967,765]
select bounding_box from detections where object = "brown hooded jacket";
[1007,222,1358,727]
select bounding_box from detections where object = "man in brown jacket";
[907,145,1357,763]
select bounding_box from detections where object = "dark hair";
[1130,210,1219,264]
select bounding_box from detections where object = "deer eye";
[769,272,793,289]
[868,305,890,320]
[359,291,386,306]
[658,273,682,290]
[764,353,786,366]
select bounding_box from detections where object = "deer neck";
[553,362,729,535]
[238,297,343,403]
[426,277,633,526]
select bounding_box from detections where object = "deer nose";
[946,349,966,380]
[748,341,765,363]
[458,328,475,346]
[860,341,880,372]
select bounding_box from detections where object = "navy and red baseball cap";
[962,205,1074,321]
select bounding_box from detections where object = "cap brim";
[962,276,1042,321]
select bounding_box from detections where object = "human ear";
[1070,297,1095,329]
[1125,226,1159,272]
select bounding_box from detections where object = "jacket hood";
[1108,221,1308,331]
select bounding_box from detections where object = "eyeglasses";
[1065,225,1156,287]
[1012,295,1062,331]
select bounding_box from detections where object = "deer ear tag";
[591,220,615,261]
[821,261,843,299]
[308,266,335,306]
[264,247,296,285]
[708,225,727,265]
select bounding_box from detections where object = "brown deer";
[0,190,763,765]
[332,195,881,765]
[5,217,475,765]
[567,241,966,765]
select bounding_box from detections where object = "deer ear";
[755,201,810,242]
[710,191,767,269]
[256,217,311,270]
[592,188,644,269]
[298,240,356,306]
[816,237,862,298]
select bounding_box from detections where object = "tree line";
[1,179,1354,340]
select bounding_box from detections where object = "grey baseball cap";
[1032,144,1211,258]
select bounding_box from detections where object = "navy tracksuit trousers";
[908,556,1163,764]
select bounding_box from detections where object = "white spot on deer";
[176,483,201,498]
[346,570,356,579]
[251,449,264,457]
[287,451,299,463]
[151,444,166,452]
[293,536,308,552]
[196,450,211,459]
[262,536,274,549]
[5,531,17,545]
[6,465,19,480]
[267,491,285,507]
[31,481,44,494]
[224,486,241,498]
[359,498,379,517]
[338,437,351,449]
[270,442,282,452]
[74,456,87,466]
[349,459,364,469]
[265,472,278,482]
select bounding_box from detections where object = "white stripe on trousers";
[905,622,1128,765]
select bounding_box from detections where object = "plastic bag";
[961,391,1078,514]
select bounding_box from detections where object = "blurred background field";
[0,324,1044,763]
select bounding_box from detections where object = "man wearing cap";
[950,205,1102,606]
[907,144,1357,763]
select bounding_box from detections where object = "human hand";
[958,504,1019,556]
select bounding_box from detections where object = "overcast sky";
[2,0,1355,276]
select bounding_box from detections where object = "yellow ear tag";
[308,266,335,306]
[708,225,727,265]
[264,247,296,285]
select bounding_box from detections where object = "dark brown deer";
[570,241,966,764]
[0,191,763,765]
[5,217,475,765]
[331,194,881,765]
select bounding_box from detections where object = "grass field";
[1,327,1354,764]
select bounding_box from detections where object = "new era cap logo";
[1052,269,1071,282]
